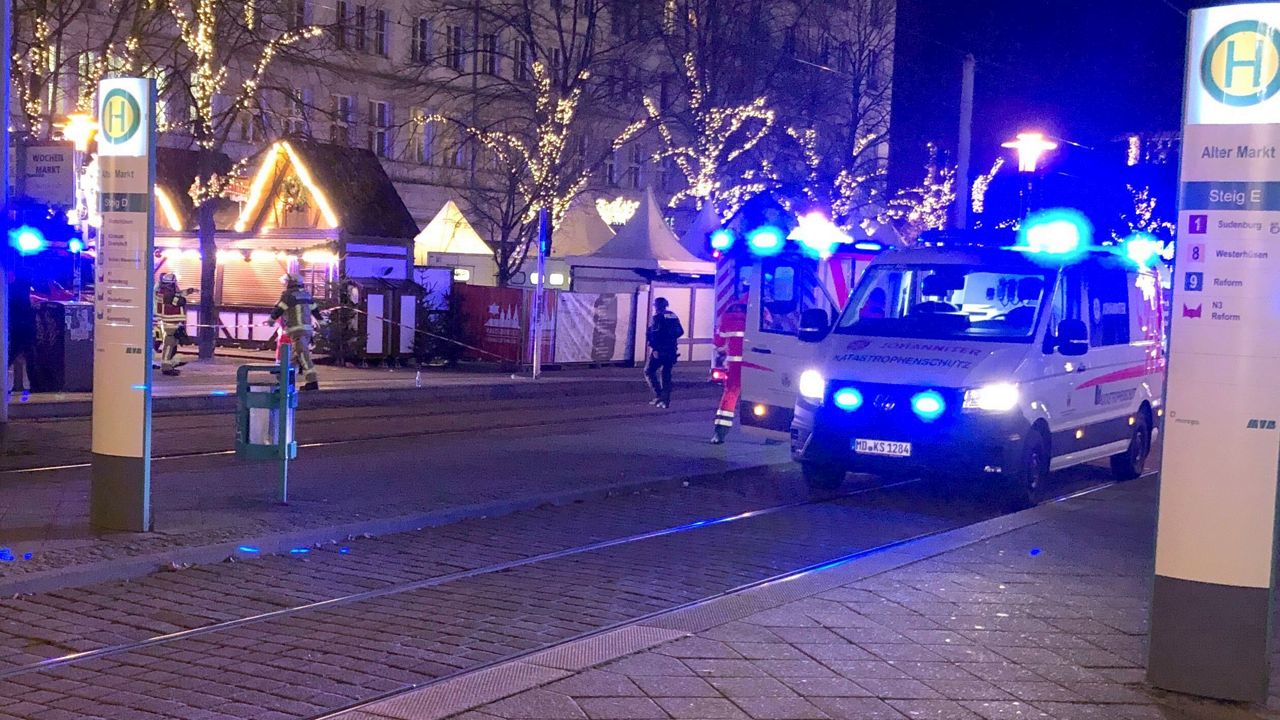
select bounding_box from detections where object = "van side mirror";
[799,308,830,343]
[1055,319,1089,356]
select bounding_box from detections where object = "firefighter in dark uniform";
[154,272,187,376]
[644,297,684,408]
[711,301,747,444]
[268,274,324,390]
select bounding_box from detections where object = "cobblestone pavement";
[434,478,1277,720]
[0,463,1117,720]
[0,387,767,581]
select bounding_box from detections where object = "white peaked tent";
[413,200,498,285]
[678,201,721,261]
[573,188,713,275]
[551,200,615,257]
[414,200,493,261]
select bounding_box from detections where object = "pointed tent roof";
[551,199,615,257]
[414,200,493,261]
[575,188,713,274]
[679,201,722,261]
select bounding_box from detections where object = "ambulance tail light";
[711,368,728,382]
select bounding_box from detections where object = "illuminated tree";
[416,0,648,285]
[970,157,1004,216]
[1118,184,1176,241]
[164,0,325,357]
[881,153,956,244]
[10,0,170,138]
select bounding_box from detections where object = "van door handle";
[751,347,773,355]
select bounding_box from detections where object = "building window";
[286,91,310,135]
[604,150,617,186]
[478,32,498,76]
[373,9,388,56]
[331,94,353,145]
[353,5,368,52]
[238,110,265,143]
[288,0,307,28]
[445,25,465,71]
[334,0,348,48]
[368,100,390,157]
[412,18,431,63]
[409,109,434,163]
[626,144,642,189]
[549,47,562,79]
[515,39,531,81]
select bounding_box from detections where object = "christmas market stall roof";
[550,199,615,257]
[678,201,721,261]
[570,188,713,276]
[235,139,418,241]
[153,146,237,232]
[414,200,492,262]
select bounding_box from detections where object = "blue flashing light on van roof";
[1015,208,1093,259]
[9,226,46,255]
[709,228,736,252]
[853,241,883,253]
[746,225,786,256]
[1121,233,1168,267]
[790,212,849,258]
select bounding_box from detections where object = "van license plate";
[854,439,912,458]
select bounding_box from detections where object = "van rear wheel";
[1110,413,1151,481]
[802,462,845,491]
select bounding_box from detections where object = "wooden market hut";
[153,139,421,356]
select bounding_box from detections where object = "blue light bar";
[709,228,736,252]
[832,387,863,411]
[746,225,786,256]
[910,390,946,422]
[9,226,46,255]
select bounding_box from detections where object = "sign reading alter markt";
[90,77,156,532]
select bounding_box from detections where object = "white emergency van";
[789,240,1166,508]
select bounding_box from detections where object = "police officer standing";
[644,297,684,408]
[154,272,187,376]
[267,274,324,390]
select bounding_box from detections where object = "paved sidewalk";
[341,477,1276,720]
[10,356,712,419]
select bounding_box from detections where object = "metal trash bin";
[235,346,298,502]
[32,301,94,392]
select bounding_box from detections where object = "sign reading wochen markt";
[90,78,157,532]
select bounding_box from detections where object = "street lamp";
[1001,132,1058,173]
[1002,131,1058,218]
[59,113,98,299]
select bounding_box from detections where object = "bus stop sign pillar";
[1150,3,1280,703]
[235,345,297,503]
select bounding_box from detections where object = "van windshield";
[835,264,1056,343]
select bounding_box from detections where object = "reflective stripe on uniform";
[714,418,734,427]
[716,410,735,418]
[720,331,746,338]
[725,355,744,362]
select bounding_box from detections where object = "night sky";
[888,0,1220,190]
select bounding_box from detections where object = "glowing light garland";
[644,49,776,216]
[1118,184,1176,241]
[595,197,640,226]
[881,151,956,244]
[970,157,1004,215]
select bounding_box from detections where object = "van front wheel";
[1110,413,1151,481]
[802,462,845,491]
[1002,431,1048,511]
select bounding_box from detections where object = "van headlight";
[798,370,826,401]
[963,383,1020,412]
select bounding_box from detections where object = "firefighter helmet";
[158,271,178,286]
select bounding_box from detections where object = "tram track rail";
[308,476,1130,720]
[0,476,920,682]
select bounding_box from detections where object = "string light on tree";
[970,157,1004,215]
[595,197,640,226]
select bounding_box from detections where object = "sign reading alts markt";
[90,78,157,533]
[1150,2,1280,704]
